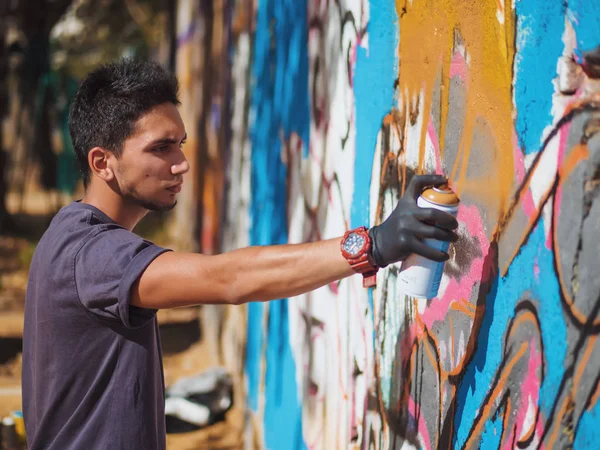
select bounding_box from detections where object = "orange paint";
[588,378,600,411]
[449,299,477,319]
[395,0,516,217]
[546,393,573,449]
[497,397,513,447]
[464,341,528,446]
[512,310,539,335]
[559,144,590,181]
[551,147,600,326]
[574,335,597,389]
[449,315,455,369]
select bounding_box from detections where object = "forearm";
[132,237,354,309]
[219,238,354,304]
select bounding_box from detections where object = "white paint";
[286,1,373,448]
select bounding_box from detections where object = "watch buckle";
[363,273,377,288]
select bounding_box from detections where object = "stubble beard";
[122,186,178,212]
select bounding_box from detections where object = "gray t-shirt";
[22,202,171,450]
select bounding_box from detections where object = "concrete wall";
[215,1,600,448]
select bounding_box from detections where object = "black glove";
[369,174,459,267]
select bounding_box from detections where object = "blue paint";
[574,402,600,449]
[479,415,502,449]
[246,0,310,448]
[534,233,568,416]
[513,0,566,155]
[264,299,306,449]
[352,0,398,228]
[567,2,600,52]
[453,263,500,447]
[454,222,567,447]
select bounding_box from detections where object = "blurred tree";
[0,17,8,230]
[53,0,176,78]
[0,0,73,232]
[0,0,176,233]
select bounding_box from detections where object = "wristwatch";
[340,226,379,288]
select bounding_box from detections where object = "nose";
[171,151,190,176]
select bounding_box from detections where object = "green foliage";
[51,0,171,79]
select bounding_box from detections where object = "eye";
[154,145,170,153]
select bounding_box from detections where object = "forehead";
[130,103,185,142]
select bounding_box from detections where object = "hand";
[369,174,459,267]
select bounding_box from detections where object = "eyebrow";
[149,133,187,146]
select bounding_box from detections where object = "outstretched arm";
[131,174,459,309]
[131,238,352,308]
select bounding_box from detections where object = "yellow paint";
[395,0,516,217]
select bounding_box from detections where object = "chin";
[151,200,178,212]
[134,197,177,212]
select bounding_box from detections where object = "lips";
[167,184,182,193]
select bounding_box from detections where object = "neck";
[81,181,147,231]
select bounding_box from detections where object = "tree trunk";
[0,19,10,231]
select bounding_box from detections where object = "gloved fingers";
[413,222,459,242]
[404,174,448,200]
[413,207,458,230]
[408,239,449,262]
[368,226,387,267]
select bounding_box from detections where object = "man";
[22,59,458,449]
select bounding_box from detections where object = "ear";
[88,147,116,182]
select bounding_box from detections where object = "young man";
[22,59,458,449]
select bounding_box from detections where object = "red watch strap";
[341,227,379,288]
[363,273,377,288]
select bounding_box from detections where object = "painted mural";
[370,2,600,449]
[191,0,600,449]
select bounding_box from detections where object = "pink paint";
[408,396,432,450]
[398,205,491,379]
[427,117,443,174]
[512,131,537,220]
[513,132,526,183]
[546,122,571,248]
[335,302,349,398]
[533,258,540,280]
[535,413,545,450]
[520,190,537,223]
[420,205,490,332]
[552,183,562,248]
[450,51,469,84]
[328,281,339,294]
[306,427,323,450]
[501,428,516,450]
[512,132,525,183]
[350,41,360,87]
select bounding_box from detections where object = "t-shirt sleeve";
[74,225,171,328]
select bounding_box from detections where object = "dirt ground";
[0,319,248,450]
[0,190,253,450]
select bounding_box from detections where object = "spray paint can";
[398,185,459,299]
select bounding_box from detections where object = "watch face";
[343,232,366,257]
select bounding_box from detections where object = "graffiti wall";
[206,0,600,449]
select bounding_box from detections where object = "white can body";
[397,196,458,299]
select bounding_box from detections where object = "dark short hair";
[69,59,180,187]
